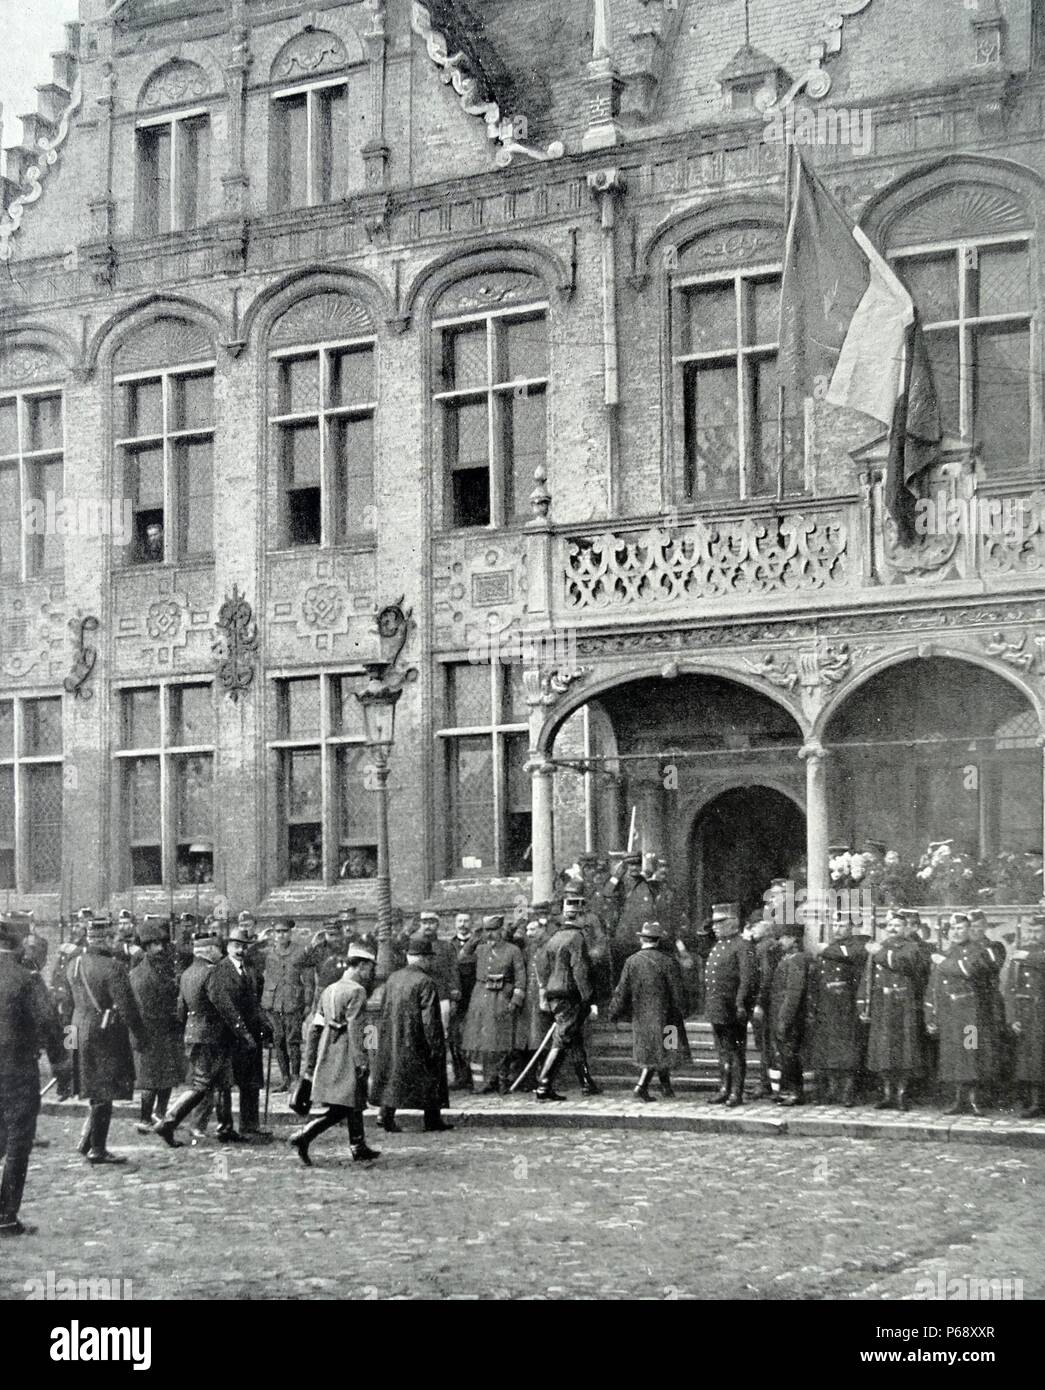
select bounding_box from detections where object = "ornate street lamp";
[355,600,416,977]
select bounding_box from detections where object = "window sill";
[267,539,377,559]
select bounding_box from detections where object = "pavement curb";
[39,1098,1045,1150]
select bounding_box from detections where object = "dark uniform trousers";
[0,1070,40,1225]
[268,1009,303,1087]
[166,1045,234,1135]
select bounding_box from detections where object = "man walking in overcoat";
[0,914,69,1235]
[462,914,527,1094]
[289,939,380,1164]
[67,916,147,1164]
[205,923,272,1140]
[370,932,452,1134]
[608,921,690,1101]
[129,921,185,1133]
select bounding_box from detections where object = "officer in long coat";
[704,904,755,1107]
[768,924,810,1106]
[924,914,999,1115]
[751,920,782,1099]
[370,932,452,1133]
[603,855,657,983]
[858,914,927,1111]
[0,914,69,1236]
[261,920,308,1091]
[67,917,146,1164]
[448,913,478,1090]
[969,909,1009,1104]
[289,939,380,1164]
[516,908,554,1090]
[608,921,690,1101]
[129,921,185,1133]
[205,923,272,1140]
[1003,914,1045,1118]
[808,911,867,1106]
[533,896,600,1101]
[153,928,236,1146]
[462,914,527,1094]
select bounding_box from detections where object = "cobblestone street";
[3,1111,1043,1301]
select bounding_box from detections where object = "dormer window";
[717,45,788,113]
[136,109,210,235]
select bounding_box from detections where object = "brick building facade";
[2,0,1045,938]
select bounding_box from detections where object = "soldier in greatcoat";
[260,919,308,1091]
[924,914,1000,1116]
[858,914,927,1111]
[608,921,690,1101]
[516,907,554,1090]
[751,919,782,1099]
[370,932,452,1133]
[153,928,237,1146]
[289,939,380,1164]
[969,909,1009,1104]
[703,903,755,1107]
[1003,914,1045,1118]
[808,911,867,1106]
[603,855,656,983]
[767,924,810,1106]
[462,914,527,1094]
[129,921,185,1133]
[0,914,69,1235]
[533,895,600,1101]
[67,917,147,1164]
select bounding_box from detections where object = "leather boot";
[76,1116,92,1157]
[726,1070,744,1108]
[707,1063,731,1104]
[576,1056,601,1097]
[896,1080,910,1112]
[633,1069,654,1103]
[379,1107,402,1133]
[874,1079,895,1110]
[535,1046,567,1101]
[967,1088,984,1118]
[841,1074,857,1108]
[657,1070,675,1100]
[943,1085,965,1116]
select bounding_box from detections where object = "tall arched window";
[267,292,377,549]
[136,61,213,235]
[112,316,216,565]
[432,270,549,530]
[883,181,1038,481]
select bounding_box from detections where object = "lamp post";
[356,662,402,980]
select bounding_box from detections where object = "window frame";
[0,385,65,582]
[113,678,216,889]
[0,693,64,892]
[135,106,210,236]
[436,659,530,878]
[671,261,798,503]
[268,671,377,886]
[433,301,550,531]
[114,358,217,565]
[889,230,1037,482]
[268,334,378,550]
[269,76,348,210]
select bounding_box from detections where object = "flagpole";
[776,141,795,503]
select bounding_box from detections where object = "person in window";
[339,847,376,880]
[143,521,164,563]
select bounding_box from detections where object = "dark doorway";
[690,786,806,926]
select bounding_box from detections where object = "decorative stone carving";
[983,630,1045,677]
[0,586,65,683]
[766,1,874,110]
[212,584,258,702]
[112,317,214,374]
[0,75,82,264]
[522,666,590,707]
[270,293,374,349]
[140,59,209,109]
[0,348,62,389]
[563,514,850,613]
[886,186,1028,248]
[267,553,376,656]
[114,572,211,669]
[746,642,855,721]
[432,533,528,652]
[271,29,349,83]
[410,2,564,166]
[980,493,1045,579]
[436,271,543,319]
[63,615,100,700]
[971,4,1004,67]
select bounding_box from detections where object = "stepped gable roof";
[717,44,787,84]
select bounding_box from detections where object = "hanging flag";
[778,147,940,544]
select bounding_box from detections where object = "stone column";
[527,748,556,906]
[800,739,830,950]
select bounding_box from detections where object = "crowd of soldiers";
[2,849,1045,1238]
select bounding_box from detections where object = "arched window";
[883,182,1037,481]
[267,292,377,549]
[664,216,801,503]
[112,315,216,564]
[136,61,212,235]
[268,29,366,209]
[432,270,549,529]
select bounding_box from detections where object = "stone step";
[50,51,79,92]
[35,82,73,125]
[18,112,58,150]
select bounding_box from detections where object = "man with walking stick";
[533,893,600,1102]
